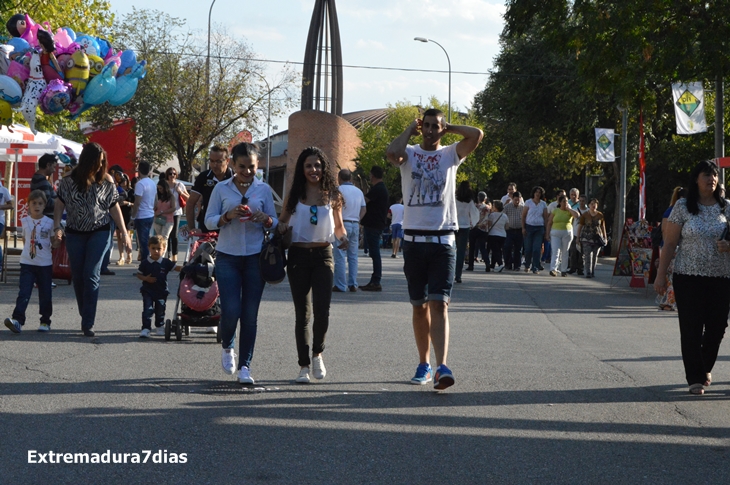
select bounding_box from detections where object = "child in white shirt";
[5,190,60,333]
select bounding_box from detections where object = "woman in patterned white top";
[654,160,730,395]
[54,143,132,337]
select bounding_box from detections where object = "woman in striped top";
[54,143,132,337]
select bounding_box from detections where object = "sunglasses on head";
[310,205,318,225]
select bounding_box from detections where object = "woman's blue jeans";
[523,224,545,271]
[215,252,266,369]
[66,230,109,330]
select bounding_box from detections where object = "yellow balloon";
[0,99,12,126]
[66,50,89,96]
[87,54,105,78]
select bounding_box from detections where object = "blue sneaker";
[433,364,455,390]
[411,363,432,385]
[4,318,21,334]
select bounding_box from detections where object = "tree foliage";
[478,0,730,249]
[86,8,299,180]
[355,97,490,203]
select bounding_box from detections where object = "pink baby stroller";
[165,233,221,342]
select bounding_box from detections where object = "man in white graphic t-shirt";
[386,108,483,391]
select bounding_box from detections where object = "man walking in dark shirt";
[30,154,57,217]
[361,166,389,291]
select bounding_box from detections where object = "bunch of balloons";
[0,13,147,134]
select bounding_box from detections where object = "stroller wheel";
[164,319,171,341]
[216,323,222,343]
[175,320,182,341]
[184,325,190,336]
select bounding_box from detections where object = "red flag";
[639,110,646,221]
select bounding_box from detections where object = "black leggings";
[287,246,334,367]
[167,215,181,258]
[673,273,730,385]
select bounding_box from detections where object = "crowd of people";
[4,114,727,397]
[450,182,607,280]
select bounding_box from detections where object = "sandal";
[689,383,704,395]
[704,373,712,387]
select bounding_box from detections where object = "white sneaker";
[156,326,165,336]
[38,324,50,332]
[295,367,311,383]
[139,328,150,338]
[206,326,218,334]
[312,355,326,379]
[495,264,505,273]
[221,349,237,375]
[4,318,21,333]
[237,366,255,384]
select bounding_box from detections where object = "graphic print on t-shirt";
[407,150,446,207]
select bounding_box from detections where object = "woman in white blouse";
[655,160,730,395]
[277,147,348,384]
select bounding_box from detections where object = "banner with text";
[672,82,707,134]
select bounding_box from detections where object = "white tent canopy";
[0,124,83,161]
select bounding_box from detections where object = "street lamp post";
[206,0,217,99]
[414,37,451,123]
[248,71,272,183]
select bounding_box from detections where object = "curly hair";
[285,147,341,213]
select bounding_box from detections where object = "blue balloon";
[63,27,76,41]
[75,35,101,57]
[109,61,146,106]
[97,37,111,59]
[118,50,137,77]
[83,63,116,105]
[7,37,30,55]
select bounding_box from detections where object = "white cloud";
[355,39,386,51]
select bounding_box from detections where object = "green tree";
[355,97,490,202]
[87,8,299,180]
[486,0,730,250]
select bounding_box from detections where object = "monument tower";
[286,0,359,183]
[301,0,343,116]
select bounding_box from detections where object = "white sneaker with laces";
[312,355,326,379]
[238,366,255,384]
[139,328,150,338]
[221,349,237,375]
[206,326,218,334]
[295,367,311,383]
[4,318,21,333]
[156,326,165,336]
[38,324,50,332]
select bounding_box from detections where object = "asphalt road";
[1,248,729,484]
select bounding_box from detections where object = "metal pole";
[414,37,451,122]
[247,71,272,182]
[716,76,725,183]
[206,0,216,99]
[266,88,271,183]
[205,0,217,173]
[619,106,628,232]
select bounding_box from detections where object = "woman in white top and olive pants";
[278,147,348,384]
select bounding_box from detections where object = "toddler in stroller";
[165,234,221,341]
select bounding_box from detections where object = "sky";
[110,0,506,133]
